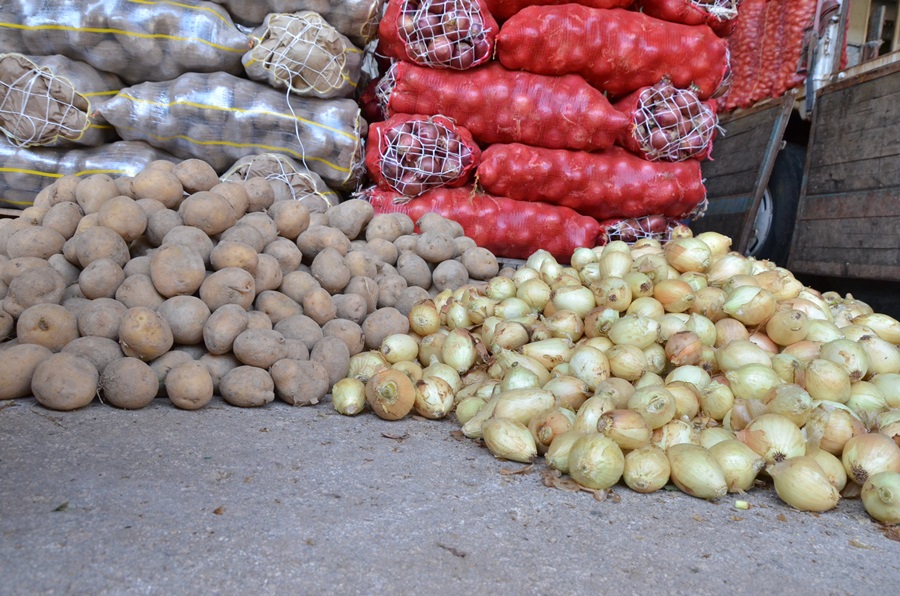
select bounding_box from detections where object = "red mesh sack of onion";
[615,80,720,162]
[598,215,697,245]
[633,0,742,37]
[364,114,482,199]
[482,0,636,23]
[377,0,498,69]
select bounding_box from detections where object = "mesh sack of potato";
[0,140,176,209]
[0,53,121,148]
[243,12,363,99]
[221,152,339,212]
[0,0,251,85]
[206,0,385,48]
[98,71,367,190]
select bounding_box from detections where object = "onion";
[545,430,587,474]
[623,271,655,299]
[598,251,633,279]
[592,276,633,313]
[723,286,777,326]
[763,383,815,427]
[694,231,732,256]
[709,439,766,493]
[853,313,900,344]
[726,363,783,402]
[568,344,611,391]
[665,330,703,367]
[482,418,537,463]
[528,406,576,454]
[820,338,870,382]
[738,413,806,465]
[699,379,735,421]
[417,330,448,367]
[803,358,852,403]
[570,247,599,271]
[380,333,420,364]
[714,318,750,348]
[413,375,455,419]
[567,434,625,490]
[627,297,666,319]
[724,398,768,432]
[348,350,391,383]
[841,432,900,486]
[858,334,900,376]
[808,447,848,491]
[707,254,753,286]
[490,320,530,352]
[550,284,596,318]
[455,395,486,425]
[543,375,591,411]
[644,343,668,375]
[699,426,737,449]
[608,314,660,349]
[716,339,772,372]
[623,445,670,493]
[769,456,840,512]
[664,237,712,273]
[651,418,699,450]
[627,385,677,429]
[804,402,866,455]
[543,309,584,342]
[871,373,900,408]
[846,381,888,427]
[765,309,810,346]
[861,471,900,524]
[690,286,727,321]
[485,276,517,301]
[422,361,462,395]
[332,377,367,416]
[365,368,416,420]
[667,443,728,500]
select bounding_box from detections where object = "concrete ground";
[1,396,898,595]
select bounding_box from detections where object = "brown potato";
[376,273,407,309]
[415,231,456,264]
[135,198,166,218]
[62,336,124,374]
[251,253,283,293]
[297,225,351,263]
[247,309,273,330]
[149,350,194,396]
[396,252,432,290]
[362,307,410,351]
[31,352,98,411]
[270,359,330,406]
[145,208,184,246]
[77,298,128,340]
[209,241,258,274]
[279,270,320,304]
[0,310,11,340]
[16,303,78,351]
[326,198,373,240]
[118,306,174,360]
[173,158,219,193]
[241,178,275,212]
[273,314,323,351]
[157,295,211,345]
[344,276,379,314]
[165,361,214,410]
[161,226,214,265]
[417,212,463,237]
[322,318,365,356]
[75,173,119,214]
[365,213,403,242]
[123,255,151,278]
[236,212,278,245]
[395,286,431,317]
[72,226,130,268]
[393,234,418,254]
[48,253,81,286]
[42,202,84,240]
[232,328,286,368]
[344,250,379,279]
[283,338,309,361]
[199,352,241,393]
[100,357,159,409]
[199,267,256,311]
[219,224,266,253]
[461,246,499,280]
[262,238,303,276]
[254,290,302,324]
[179,191,237,236]
[311,247,351,294]
[220,366,275,407]
[0,343,52,399]
[365,237,399,266]
[78,258,125,300]
[431,259,468,292]
[332,293,367,324]
[132,167,185,209]
[115,176,135,199]
[96,195,148,243]
[115,273,165,309]
[302,287,336,326]
[3,266,66,317]
[203,303,250,354]
[310,335,350,386]
[6,226,66,260]
[266,200,309,240]
[211,181,250,218]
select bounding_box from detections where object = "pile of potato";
[0,156,500,411]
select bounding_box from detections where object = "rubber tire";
[750,142,806,267]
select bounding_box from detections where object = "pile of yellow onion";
[333,230,900,524]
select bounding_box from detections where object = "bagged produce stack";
[364,0,737,261]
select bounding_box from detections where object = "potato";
[123,255,151,278]
[431,259,469,292]
[199,352,241,393]
[211,181,250,218]
[149,350,195,396]
[61,295,90,319]
[326,198,373,240]
[62,283,86,302]
[310,335,350,386]
[344,276,379,314]
[115,176,135,199]
[16,303,78,351]
[283,338,309,361]
[0,220,36,257]
[38,174,79,208]
[247,309,273,331]
[251,253,283,293]
[77,297,127,339]
[219,224,266,253]
[62,336,124,374]
[0,310,12,339]
[332,293,367,324]
[173,158,219,193]
[236,212,278,245]
[6,226,66,260]
[220,366,275,407]
[42,202,84,240]
[48,253,81,286]
[362,307,409,351]
[376,273,407,309]
[135,198,166,219]
[343,250,379,280]
[0,343,52,399]
[232,328,286,368]
[145,208,184,246]
[254,290,302,324]
[262,237,302,276]
[115,273,165,309]
[302,287,336,326]
[132,167,185,209]
[267,200,309,240]
[309,212,329,226]
[157,295,211,345]
[395,286,431,317]
[393,234,417,254]
[365,213,403,242]
[322,318,365,356]
[4,266,66,317]
[279,270,320,304]
[270,359,330,406]
[365,237,399,266]
[240,180,273,213]
[118,306,174,360]
[242,178,275,211]
[296,225,350,264]
[31,353,98,411]
[100,357,159,409]
[203,303,249,354]
[161,226,215,265]
[72,226,130,268]
[19,206,47,225]
[199,267,256,311]
[210,241,258,274]
[165,361,214,410]
[461,246,499,280]
[179,191,237,236]
[75,173,119,214]
[453,236,477,257]
[78,258,125,300]
[418,212,463,237]
[311,247,351,294]
[396,252,433,290]
[273,314,323,351]
[96,195,148,244]
[414,231,456,264]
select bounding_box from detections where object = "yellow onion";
[871,373,900,408]
[568,345,611,391]
[875,409,900,430]
[765,309,809,347]
[769,456,840,512]
[490,320,531,352]
[433,288,454,314]
[583,306,619,338]
[455,396,487,425]
[418,330,448,366]
[807,447,848,491]
[754,268,804,301]
[408,299,441,336]
[365,368,416,420]
[545,430,587,474]
[664,237,712,273]
[841,433,900,486]
[709,439,766,493]
[380,333,419,365]
[804,401,866,455]
[723,286,777,327]
[598,409,652,450]
[567,434,625,490]
[597,250,632,279]
[423,361,462,395]
[714,318,750,348]
[707,253,753,287]
[853,313,900,344]
[525,250,554,273]
[665,365,711,390]
[782,340,823,363]
[466,296,496,325]
[858,335,900,376]
[771,353,804,384]
[882,422,900,448]
[803,358,852,403]
[664,330,703,367]
[680,271,708,292]
[519,338,575,372]
[748,331,779,355]
[725,363,783,402]
[517,278,552,312]
[847,381,888,427]
[331,377,367,416]
[861,471,900,524]
[580,336,614,352]
[601,240,631,257]
[716,340,772,372]
[627,299,666,322]
[627,386,677,429]
[539,257,565,285]
[820,338,870,382]
[498,365,540,393]
[699,380,735,422]
[413,376,455,419]
[724,398,769,432]
[348,350,391,383]
[608,314,659,349]
[623,445,671,493]
[690,286,727,322]
[653,279,696,313]
[549,285,595,319]
[591,276,633,313]
[605,344,648,381]
[764,384,815,427]
[570,247,599,271]
[699,426,737,449]
[573,394,618,433]
[634,371,666,389]
[643,343,667,375]
[495,297,532,320]
[738,413,806,465]
[631,236,663,255]
[657,313,689,343]
[492,387,555,426]
[667,443,728,499]
[651,418,699,450]
[444,299,473,329]
[623,271,655,300]
[634,253,669,284]
[544,375,591,412]
[485,276,517,301]
[461,391,501,439]
[593,377,637,409]
[804,319,844,343]
[528,321,553,342]
[392,360,424,383]
[543,309,584,342]
[528,406,576,454]
[694,231,732,256]
[782,297,831,322]
[482,417,537,463]
[666,381,701,420]
[684,314,717,347]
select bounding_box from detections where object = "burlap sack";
[222,153,339,212]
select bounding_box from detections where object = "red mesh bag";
[363,185,603,261]
[615,80,719,162]
[375,61,629,151]
[598,215,692,244]
[377,0,498,69]
[483,0,634,23]
[633,1,741,35]
[496,5,730,99]
[476,144,707,220]
[365,114,481,198]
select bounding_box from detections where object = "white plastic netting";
[632,81,721,162]
[394,0,493,69]
[221,152,338,212]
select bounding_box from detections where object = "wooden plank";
[798,189,900,220]
[820,55,900,94]
[806,153,900,194]
[792,217,900,252]
[704,170,759,199]
[686,213,744,240]
[788,258,900,279]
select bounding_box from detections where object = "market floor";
[1,397,898,595]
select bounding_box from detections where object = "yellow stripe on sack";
[128,0,235,27]
[0,23,245,53]
[116,92,361,142]
[0,167,63,179]
[83,90,121,97]
[0,198,36,207]
[0,167,136,178]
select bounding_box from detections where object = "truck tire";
[745,142,806,267]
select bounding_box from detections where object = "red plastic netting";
[633,0,741,29]
[483,0,634,22]
[476,144,707,220]
[599,215,692,244]
[364,114,481,198]
[363,185,603,261]
[374,61,629,151]
[496,5,730,99]
[377,0,498,69]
